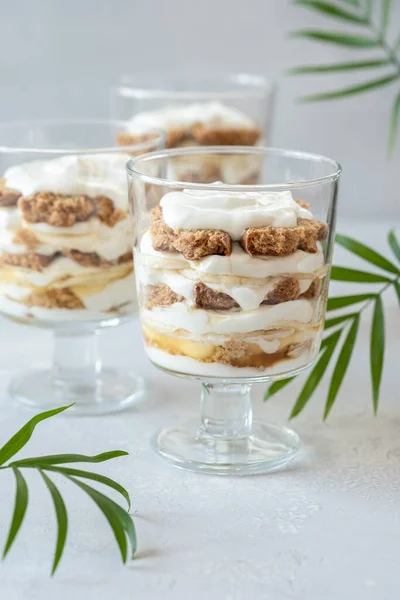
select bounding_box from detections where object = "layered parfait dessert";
[136,187,329,378]
[118,102,263,184]
[0,154,134,323]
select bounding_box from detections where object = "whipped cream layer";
[0,258,132,288]
[144,299,314,336]
[0,207,20,230]
[140,266,312,311]
[127,101,256,131]
[0,294,135,324]
[146,346,316,379]
[0,217,132,262]
[160,189,312,239]
[4,153,130,210]
[0,266,135,323]
[139,232,324,279]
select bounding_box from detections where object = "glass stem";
[52,329,101,396]
[200,383,253,439]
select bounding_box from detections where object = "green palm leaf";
[290,330,342,418]
[0,405,72,467]
[300,74,399,102]
[11,451,128,468]
[380,0,391,36]
[69,477,137,560]
[394,280,400,305]
[2,468,28,558]
[370,295,385,413]
[335,234,400,274]
[40,471,68,575]
[264,377,295,401]
[388,91,400,155]
[327,293,375,310]
[388,229,400,263]
[289,0,400,153]
[290,30,378,47]
[330,266,392,282]
[288,59,390,75]
[365,0,373,19]
[324,312,358,329]
[324,315,360,419]
[45,466,131,510]
[294,1,366,23]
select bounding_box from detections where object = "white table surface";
[0,220,399,600]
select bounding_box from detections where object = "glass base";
[9,367,145,416]
[152,419,301,475]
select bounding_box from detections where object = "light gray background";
[0,0,399,218]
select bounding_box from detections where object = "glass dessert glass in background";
[0,119,164,415]
[127,146,340,474]
[113,73,274,184]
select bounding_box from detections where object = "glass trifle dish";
[114,73,274,184]
[127,146,340,474]
[0,119,164,414]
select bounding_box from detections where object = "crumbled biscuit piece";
[165,128,189,148]
[241,218,328,256]
[117,251,133,264]
[296,199,310,209]
[63,249,110,268]
[263,278,300,305]
[300,278,321,299]
[191,124,261,146]
[0,179,21,207]
[19,192,95,227]
[146,284,184,310]
[150,206,232,259]
[173,230,232,260]
[194,282,238,310]
[240,172,261,185]
[24,287,84,309]
[150,206,179,252]
[12,228,39,251]
[116,131,156,149]
[64,249,133,268]
[298,219,328,252]
[194,278,301,310]
[211,339,248,365]
[117,128,188,150]
[116,132,137,148]
[0,252,58,272]
[95,196,126,227]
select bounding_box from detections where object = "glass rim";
[116,72,275,100]
[126,146,342,191]
[0,118,166,155]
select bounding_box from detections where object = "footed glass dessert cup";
[0,119,164,415]
[114,72,274,184]
[127,146,340,474]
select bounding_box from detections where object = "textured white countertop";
[0,220,399,599]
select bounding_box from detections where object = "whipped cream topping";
[4,153,130,210]
[160,189,313,239]
[127,101,255,131]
